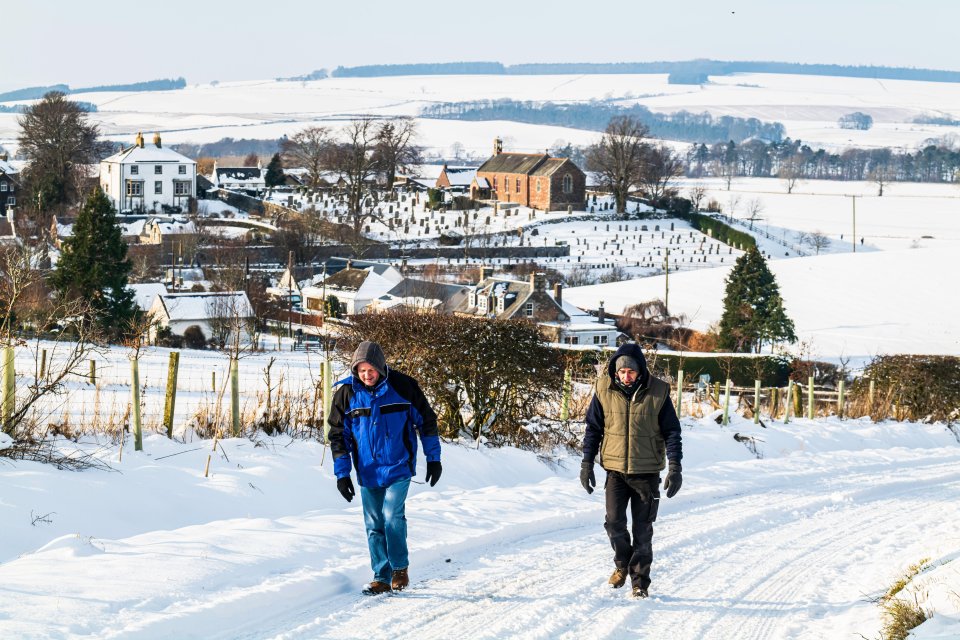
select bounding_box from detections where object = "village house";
[210,162,266,195]
[370,278,471,313]
[139,217,199,246]
[300,262,399,316]
[435,165,478,193]
[0,155,19,217]
[471,138,586,211]
[457,268,622,346]
[148,291,254,344]
[100,133,197,213]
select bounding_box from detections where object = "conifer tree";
[49,187,136,337]
[717,246,796,353]
[264,152,285,189]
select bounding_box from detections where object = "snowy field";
[4,71,960,156]
[2,412,959,639]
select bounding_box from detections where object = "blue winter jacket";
[328,368,441,488]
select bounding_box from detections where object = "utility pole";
[663,247,670,316]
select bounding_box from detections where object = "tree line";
[331,60,960,84]
[685,138,960,187]
[0,78,185,103]
[421,100,786,144]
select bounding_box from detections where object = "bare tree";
[585,116,649,215]
[745,198,764,230]
[374,118,421,196]
[868,164,891,196]
[778,155,803,194]
[688,184,707,212]
[329,119,380,235]
[281,126,333,190]
[637,143,683,202]
[806,230,831,255]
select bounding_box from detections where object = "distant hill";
[332,60,960,84]
[0,78,185,103]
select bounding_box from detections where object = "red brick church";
[471,138,586,211]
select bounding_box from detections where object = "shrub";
[183,325,207,349]
[854,355,960,422]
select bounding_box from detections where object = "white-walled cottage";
[100,133,196,213]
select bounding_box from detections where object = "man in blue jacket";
[328,341,442,595]
[580,342,683,598]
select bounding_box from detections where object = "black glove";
[425,461,442,487]
[337,476,355,502]
[580,461,596,494]
[663,463,682,498]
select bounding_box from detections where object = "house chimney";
[153,132,162,148]
[598,301,606,324]
[529,272,546,291]
[553,282,562,306]
[135,132,144,148]
[493,137,503,156]
[346,258,353,269]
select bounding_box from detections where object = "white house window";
[178,165,186,175]
[535,179,541,193]
[154,181,163,194]
[126,181,143,196]
[0,183,6,192]
[497,297,504,312]
[107,165,112,173]
[493,176,498,190]
[563,336,579,345]
[130,165,139,175]
[515,177,521,193]
[479,297,487,312]
[174,181,191,196]
[155,165,163,175]
[6,196,14,206]
[563,174,573,194]
[504,176,509,193]
[469,292,477,308]
[525,302,533,317]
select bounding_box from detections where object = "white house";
[100,133,196,213]
[148,291,254,344]
[301,267,396,316]
[211,162,265,194]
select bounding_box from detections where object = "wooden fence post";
[212,370,216,393]
[230,358,240,437]
[807,375,815,419]
[792,381,802,417]
[163,351,180,439]
[39,349,47,381]
[753,379,761,424]
[784,380,793,424]
[322,358,333,442]
[131,357,143,451]
[676,369,684,418]
[722,378,732,426]
[560,368,572,421]
[89,359,96,385]
[868,379,875,410]
[2,346,14,433]
[837,379,846,420]
[770,386,780,420]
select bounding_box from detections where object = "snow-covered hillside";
[1,416,958,639]
[4,71,960,156]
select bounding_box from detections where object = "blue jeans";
[360,478,411,582]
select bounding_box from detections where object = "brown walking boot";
[391,568,409,591]
[632,585,649,599]
[608,567,627,589]
[361,581,392,595]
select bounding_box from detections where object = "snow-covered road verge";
[1,416,958,639]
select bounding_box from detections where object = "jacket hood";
[350,340,388,381]
[605,343,649,387]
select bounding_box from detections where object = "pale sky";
[3,0,958,92]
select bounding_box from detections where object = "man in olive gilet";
[580,343,683,599]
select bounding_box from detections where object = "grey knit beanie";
[615,355,640,372]
[351,341,388,379]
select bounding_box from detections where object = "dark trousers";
[604,471,660,589]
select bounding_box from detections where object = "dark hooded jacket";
[583,343,682,472]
